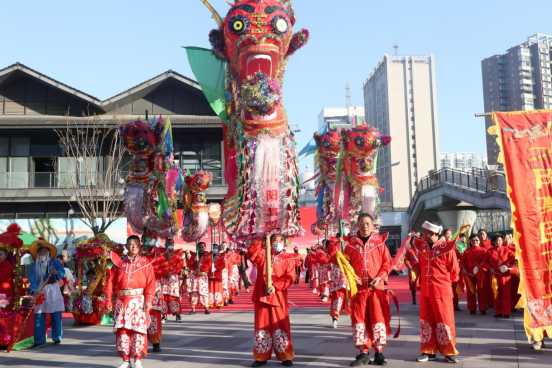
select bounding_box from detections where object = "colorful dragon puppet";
[200,0,309,243]
[180,171,213,242]
[120,118,177,239]
[340,124,391,226]
[311,128,343,233]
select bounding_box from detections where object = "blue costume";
[30,258,65,345]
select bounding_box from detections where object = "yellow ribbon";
[465,275,476,295]
[455,283,462,299]
[491,274,499,300]
[336,251,360,303]
[410,269,417,282]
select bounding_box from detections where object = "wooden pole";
[266,236,272,292]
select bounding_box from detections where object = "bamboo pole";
[266,236,272,292]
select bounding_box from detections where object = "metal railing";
[410,168,507,212]
[0,172,129,189]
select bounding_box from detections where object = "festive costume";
[459,246,488,313]
[452,248,462,310]
[147,247,169,345]
[106,254,156,362]
[163,249,184,316]
[30,257,65,345]
[404,247,421,305]
[412,237,459,358]
[210,251,227,308]
[224,250,241,303]
[484,245,515,317]
[187,251,212,311]
[248,240,297,363]
[0,258,18,299]
[508,242,521,311]
[330,233,392,354]
[293,252,303,284]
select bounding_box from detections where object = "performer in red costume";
[317,241,331,302]
[145,243,169,353]
[293,247,303,285]
[186,242,213,314]
[162,238,184,323]
[460,234,488,315]
[249,234,298,367]
[404,237,421,305]
[483,234,515,319]
[504,232,520,313]
[329,213,392,367]
[0,246,19,303]
[312,233,350,329]
[477,229,494,310]
[223,242,241,304]
[106,235,155,368]
[414,221,460,364]
[210,243,227,309]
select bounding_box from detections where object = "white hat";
[422,221,443,234]
[473,266,479,275]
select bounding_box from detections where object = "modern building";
[317,106,365,129]
[482,34,552,166]
[0,62,226,223]
[440,152,488,172]
[364,53,440,210]
[298,165,317,207]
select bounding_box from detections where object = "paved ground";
[1,299,548,368]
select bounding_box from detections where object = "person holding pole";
[248,234,297,367]
[30,240,65,348]
[186,242,213,314]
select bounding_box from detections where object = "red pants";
[209,279,224,308]
[465,275,488,312]
[350,287,390,353]
[147,309,162,344]
[320,282,330,299]
[485,272,494,307]
[491,275,511,316]
[164,295,181,316]
[419,296,458,357]
[510,275,520,310]
[253,301,294,362]
[116,328,147,360]
[331,288,350,320]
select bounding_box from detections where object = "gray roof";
[0,114,221,129]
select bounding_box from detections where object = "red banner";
[490,111,552,339]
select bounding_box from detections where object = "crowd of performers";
[1,215,528,367]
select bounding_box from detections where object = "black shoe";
[350,352,370,367]
[416,353,437,362]
[252,361,267,367]
[489,305,494,309]
[176,315,182,322]
[454,308,461,311]
[494,314,503,318]
[444,355,459,363]
[412,301,417,305]
[373,352,387,365]
[236,292,240,296]
[470,310,476,315]
[511,309,518,313]
[282,361,293,367]
[30,343,45,349]
[503,315,511,319]
[153,343,161,352]
[224,302,229,306]
[205,309,211,314]
[228,299,234,304]
[217,306,222,309]
[189,310,196,315]
[481,311,487,315]
[53,341,61,345]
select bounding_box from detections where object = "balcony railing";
[0,172,129,189]
[410,168,507,212]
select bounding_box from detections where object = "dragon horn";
[281,0,296,25]
[200,0,224,28]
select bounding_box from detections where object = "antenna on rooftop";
[346,83,351,107]
[393,42,399,56]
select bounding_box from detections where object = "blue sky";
[2,0,551,170]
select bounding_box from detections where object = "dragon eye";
[271,16,288,35]
[229,15,249,35]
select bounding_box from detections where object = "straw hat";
[30,239,57,260]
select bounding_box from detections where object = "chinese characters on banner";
[490,111,552,340]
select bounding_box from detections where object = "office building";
[317,106,365,129]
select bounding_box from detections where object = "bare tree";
[55,113,127,235]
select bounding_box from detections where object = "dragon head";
[314,128,342,182]
[120,121,161,182]
[343,125,391,177]
[183,171,213,206]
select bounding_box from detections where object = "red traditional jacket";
[224,250,241,269]
[148,247,169,280]
[0,259,19,297]
[481,239,492,250]
[459,246,486,274]
[248,240,297,307]
[483,245,515,273]
[329,233,391,286]
[404,248,421,272]
[412,238,459,298]
[168,249,184,275]
[212,252,228,280]
[187,251,213,274]
[105,253,156,304]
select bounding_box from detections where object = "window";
[179,130,223,185]
[10,137,30,156]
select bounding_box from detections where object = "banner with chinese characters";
[489,110,552,340]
